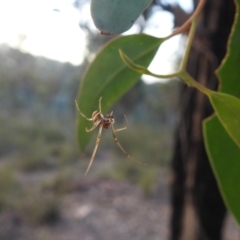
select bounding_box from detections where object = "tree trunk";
[170,0,235,239]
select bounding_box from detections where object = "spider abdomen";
[102,115,113,129]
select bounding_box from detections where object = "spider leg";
[75,100,93,121]
[85,124,103,175]
[98,97,102,113]
[111,124,145,165]
[86,121,101,132]
[113,114,128,133]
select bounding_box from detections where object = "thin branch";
[165,0,205,39]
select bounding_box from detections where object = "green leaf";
[76,34,164,150]
[209,92,240,148]
[203,116,240,225]
[91,0,152,35]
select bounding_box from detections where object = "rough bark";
[170,0,235,240]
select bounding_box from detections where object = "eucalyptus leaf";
[91,0,152,35]
[76,34,164,150]
[209,91,240,148]
[204,116,240,225]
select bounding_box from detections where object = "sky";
[0,0,193,83]
[0,0,86,65]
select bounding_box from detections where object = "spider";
[75,97,144,175]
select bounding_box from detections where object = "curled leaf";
[119,49,151,74]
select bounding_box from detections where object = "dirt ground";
[0,174,239,240]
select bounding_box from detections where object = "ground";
[0,172,239,240]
